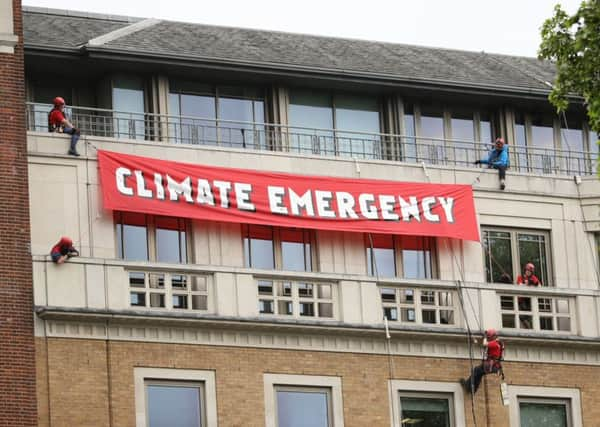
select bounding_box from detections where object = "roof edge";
[22,5,142,23]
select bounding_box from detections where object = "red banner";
[98,150,480,241]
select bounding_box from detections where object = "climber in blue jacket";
[475,137,509,190]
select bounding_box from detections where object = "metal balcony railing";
[27,103,598,176]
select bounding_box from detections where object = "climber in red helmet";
[50,236,79,264]
[461,328,504,393]
[48,96,81,156]
[517,262,541,287]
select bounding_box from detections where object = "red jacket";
[51,237,75,256]
[517,274,541,286]
[486,339,502,360]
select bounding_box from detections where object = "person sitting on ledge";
[50,236,79,264]
[474,137,509,190]
[48,96,81,157]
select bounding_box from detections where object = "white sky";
[23,0,582,57]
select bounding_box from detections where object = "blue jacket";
[481,145,509,168]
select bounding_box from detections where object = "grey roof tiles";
[22,7,556,93]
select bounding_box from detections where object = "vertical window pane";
[483,230,513,283]
[400,396,451,427]
[219,97,255,148]
[123,224,148,261]
[277,390,329,427]
[368,247,396,277]
[403,105,417,162]
[519,402,567,427]
[281,229,312,272]
[181,94,217,144]
[589,130,598,174]
[156,228,184,264]
[244,225,274,269]
[518,234,548,286]
[113,75,145,140]
[561,117,585,174]
[288,90,334,155]
[451,110,475,166]
[530,114,555,172]
[147,385,202,427]
[420,106,445,164]
[515,113,529,172]
[402,236,433,279]
[334,94,380,159]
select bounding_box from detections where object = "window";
[403,104,417,162]
[128,271,209,311]
[530,113,556,173]
[366,234,436,279]
[263,374,343,427]
[115,212,189,263]
[419,105,445,164]
[399,393,452,427]
[243,225,315,272]
[560,116,586,175]
[146,382,205,426]
[389,380,465,427]
[258,279,335,318]
[276,387,331,427]
[134,368,217,427]
[519,399,570,427]
[500,295,572,332]
[168,81,265,148]
[288,90,381,159]
[380,287,456,325]
[507,385,581,427]
[514,113,529,172]
[482,228,551,286]
[113,74,146,140]
[450,109,475,166]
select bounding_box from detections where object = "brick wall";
[0,0,37,426]
[37,337,600,427]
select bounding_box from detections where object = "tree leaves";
[539,0,600,134]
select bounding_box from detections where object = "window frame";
[481,227,553,286]
[257,279,337,319]
[389,379,465,427]
[263,373,344,427]
[134,367,217,427]
[243,225,318,272]
[380,287,458,326]
[365,234,438,279]
[144,379,206,427]
[507,385,581,427]
[115,212,191,264]
[274,385,333,427]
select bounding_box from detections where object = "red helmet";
[53,96,65,106]
[525,263,535,272]
[59,236,73,247]
[485,328,498,339]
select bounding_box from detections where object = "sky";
[22,0,582,57]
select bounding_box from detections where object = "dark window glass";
[483,230,513,283]
[276,389,329,427]
[147,384,202,427]
[243,225,274,269]
[400,396,451,427]
[420,106,445,164]
[519,402,568,427]
[560,116,585,174]
[518,233,548,286]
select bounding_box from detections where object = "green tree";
[539,0,600,134]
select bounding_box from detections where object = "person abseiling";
[461,328,504,393]
[474,137,509,190]
[50,236,79,264]
[48,96,81,156]
[517,262,541,287]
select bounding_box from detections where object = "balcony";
[27,103,598,176]
[33,256,599,342]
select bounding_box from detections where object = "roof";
[23,7,557,93]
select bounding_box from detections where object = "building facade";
[5,3,600,426]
